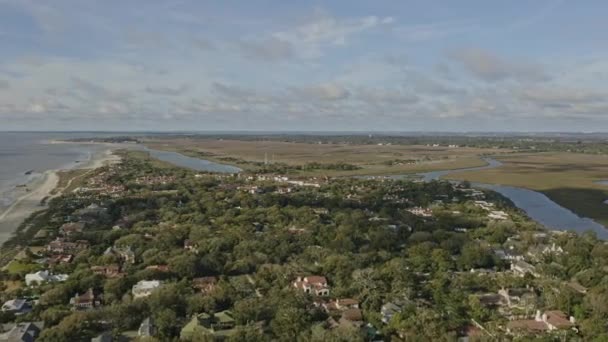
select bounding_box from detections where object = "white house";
[25,270,69,286]
[132,280,162,298]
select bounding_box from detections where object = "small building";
[1,299,32,315]
[0,322,44,341]
[138,317,156,337]
[293,276,330,296]
[59,222,85,236]
[47,238,89,254]
[70,288,102,311]
[25,270,69,286]
[145,265,170,273]
[381,302,403,324]
[498,288,537,309]
[511,260,538,277]
[323,298,359,312]
[184,240,198,252]
[507,310,575,335]
[192,276,218,294]
[104,246,136,264]
[180,311,236,340]
[132,280,162,298]
[91,265,123,278]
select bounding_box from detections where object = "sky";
[2,0,608,132]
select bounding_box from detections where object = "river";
[140,147,608,239]
[418,158,608,240]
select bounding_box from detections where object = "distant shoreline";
[0,148,120,246]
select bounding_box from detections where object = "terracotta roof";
[544,311,573,329]
[305,276,327,285]
[507,320,548,332]
[341,308,363,322]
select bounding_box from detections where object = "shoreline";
[0,148,120,246]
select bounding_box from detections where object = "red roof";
[304,276,327,285]
[544,311,573,329]
[507,320,548,332]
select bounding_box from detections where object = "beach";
[0,148,120,246]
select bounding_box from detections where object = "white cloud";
[274,12,394,58]
[450,48,549,83]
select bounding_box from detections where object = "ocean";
[0,132,112,211]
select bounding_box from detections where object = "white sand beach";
[0,148,120,246]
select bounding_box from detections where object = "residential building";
[138,317,156,337]
[181,311,237,340]
[381,302,403,324]
[0,322,44,342]
[25,270,69,286]
[59,222,85,236]
[293,276,330,296]
[511,261,538,277]
[70,288,102,311]
[132,280,162,298]
[104,246,135,264]
[192,276,218,294]
[91,265,123,278]
[1,299,31,315]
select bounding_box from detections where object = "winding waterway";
[418,158,608,240]
[138,146,608,239]
[137,146,242,173]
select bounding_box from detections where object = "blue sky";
[1,0,608,131]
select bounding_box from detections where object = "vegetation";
[0,150,606,341]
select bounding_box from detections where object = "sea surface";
[0,132,113,211]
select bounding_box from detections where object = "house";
[104,246,135,264]
[70,288,102,311]
[181,311,237,340]
[475,294,503,308]
[47,238,89,254]
[323,298,359,312]
[498,288,537,310]
[293,276,330,296]
[76,203,107,218]
[91,265,123,278]
[145,265,170,272]
[407,207,433,217]
[381,302,403,324]
[25,270,69,286]
[184,240,198,252]
[47,254,73,266]
[494,249,524,261]
[507,310,575,335]
[488,211,509,220]
[138,317,156,337]
[1,299,31,315]
[0,322,44,342]
[132,280,162,298]
[506,319,548,335]
[511,260,538,277]
[542,243,564,255]
[59,222,85,236]
[338,308,364,328]
[192,276,218,294]
[542,310,575,330]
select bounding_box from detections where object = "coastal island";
[0,146,605,340]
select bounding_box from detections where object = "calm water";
[0,133,110,208]
[418,158,608,239]
[138,146,241,173]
